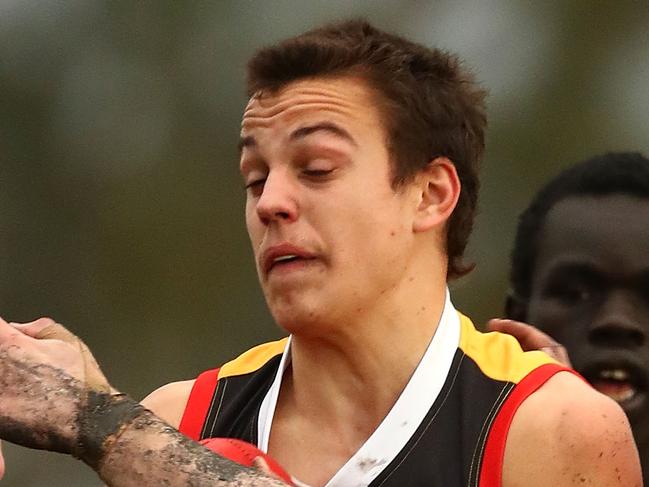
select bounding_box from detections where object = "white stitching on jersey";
[200,378,222,440]
[207,378,229,439]
[467,381,511,487]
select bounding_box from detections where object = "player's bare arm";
[503,371,642,486]
[141,379,195,428]
[0,317,286,486]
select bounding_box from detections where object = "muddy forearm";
[93,395,284,486]
[0,320,283,485]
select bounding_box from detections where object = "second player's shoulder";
[503,371,642,486]
[141,379,196,429]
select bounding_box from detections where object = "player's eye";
[546,282,594,305]
[245,179,265,188]
[244,178,266,196]
[303,169,334,178]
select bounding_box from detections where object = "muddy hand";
[0,317,113,453]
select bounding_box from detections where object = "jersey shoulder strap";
[178,337,289,441]
[179,368,220,441]
[478,363,582,487]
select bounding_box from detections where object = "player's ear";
[505,290,528,322]
[412,157,460,233]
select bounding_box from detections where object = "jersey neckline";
[257,288,461,487]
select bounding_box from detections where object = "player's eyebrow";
[544,261,602,280]
[289,122,357,147]
[238,122,357,154]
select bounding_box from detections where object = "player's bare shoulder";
[503,371,642,486]
[141,379,195,428]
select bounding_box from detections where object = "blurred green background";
[1,1,648,485]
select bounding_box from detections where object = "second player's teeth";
[600,369,629,381]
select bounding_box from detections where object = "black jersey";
[179,310,572,486]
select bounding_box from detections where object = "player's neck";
[286,279,447,430]
[269,253,449,485]
[269,279,448,486]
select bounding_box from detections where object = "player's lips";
[261,243,317,276]
[581,357,648,412]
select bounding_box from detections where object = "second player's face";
[239,76,419,335]
[525,194,649,448]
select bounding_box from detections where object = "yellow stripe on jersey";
[457,313,557,384]
[218,337,289,379]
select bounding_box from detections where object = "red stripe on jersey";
[179,368,220,441]
[478,363,579,487]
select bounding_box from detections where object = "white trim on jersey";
[257,289,461,487]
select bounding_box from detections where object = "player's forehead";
[240,76,383,136]
[541,194,649,243]
[534,194,649,277]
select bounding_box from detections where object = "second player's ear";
[412,157,461,233]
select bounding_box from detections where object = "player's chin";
[271,302,327,334]
[274,311,320,334]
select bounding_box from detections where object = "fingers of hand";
[31,320,111,393]
[1,318,110,393]
[487,318,534,336]
[487,318,557,351]
[0,316,24,342]
[9,318,59,339]
[34,319,80,343]
[0,318,64,346]
[489,318,573,367]
[540,345,573,368]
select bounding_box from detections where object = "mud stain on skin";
[0,345,286,485]
[0,349,81,454]
[101,409,287,486]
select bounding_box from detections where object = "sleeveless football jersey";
[179,295,572,486]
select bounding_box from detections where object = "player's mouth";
[261,243,317,276]
[583,361,648,411]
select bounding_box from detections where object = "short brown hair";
[247,19,487,279]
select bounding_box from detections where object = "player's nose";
[588,291,646,348]
[255,171,298,225]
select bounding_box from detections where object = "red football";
[200,437,294,485]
